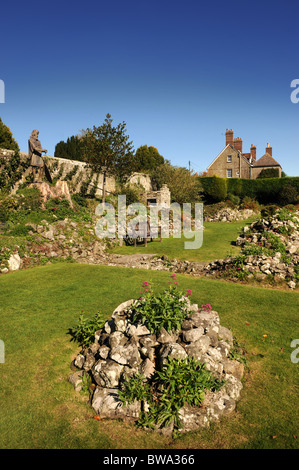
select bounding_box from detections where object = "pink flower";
[171,274,177,278]
[142,281,149,287]
[174,282,178,285]
[186,289,192,296]
[201,304,211,311]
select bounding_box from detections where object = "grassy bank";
[110,220,254,262]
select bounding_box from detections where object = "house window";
[227,155,232,162]
[226,169,232,178]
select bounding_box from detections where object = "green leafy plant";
[118,373,151,405]
[130,278,190,334]
[240,196,259,212]
[68,311,106,348]
[80,371,93,396]
[119,357,225,431]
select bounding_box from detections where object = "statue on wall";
[28,129,51,183]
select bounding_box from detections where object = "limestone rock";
[91,387,141,420]
[93,359,124,388]
[8,253,22,271]
[109,343,141,368]
[68,371,83,392]
[156,327,178,344]
[182,327,205,343]
[69,298,246,435]
[159,343,188,367]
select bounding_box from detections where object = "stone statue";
[28,130,48,183]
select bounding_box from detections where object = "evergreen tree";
[81,114,134,203]
[0,117,19,151]
[54,135,83,161]
[132,145,164,172]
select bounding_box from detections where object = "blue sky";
[0,0,298,175]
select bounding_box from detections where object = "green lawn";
[0,263,298,449]
[110,220,254,262]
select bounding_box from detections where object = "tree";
[132,145,164,172]
[81,114,134,203]
[0,117,19,151]
[151,163,202,204]
[54,135,83,161]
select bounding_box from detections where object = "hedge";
[198,176,228,203]
[198,176,299,205]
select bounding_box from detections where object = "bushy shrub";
[200,176,227,203]
[240,196,259,211]
[226,193,240,206]
[8,224,32,237]
[118,184,141,205]
[261,204,279,218]
[278,183,298,206]
[198,176,299,206]
[45,198,74,219]
[257,168,280,178]
[68,311,106,349]
[17,187,42,211]
[151,164,201,204]
[72,193,88,207]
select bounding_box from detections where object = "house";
[207,129,282,179]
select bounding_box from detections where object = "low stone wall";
[204,207,258,222]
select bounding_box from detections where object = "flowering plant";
[132,276,191,334]
[201,304,212,312]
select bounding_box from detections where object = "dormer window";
[227,155,232,162]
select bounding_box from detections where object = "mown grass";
[110,220,255,262]
[0,263,298,449]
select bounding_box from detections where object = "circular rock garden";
[69,281,246,436]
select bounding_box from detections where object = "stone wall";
[0,148,115,197]
[143,184,171,207]
[207,146,251,179]
[127,172,152,191]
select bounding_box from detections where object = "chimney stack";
[233,137,243,153]
[266,143,272,156]
[225,129,234,146]
[250,144,256,161]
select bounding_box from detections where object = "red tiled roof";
[253,153,281,167]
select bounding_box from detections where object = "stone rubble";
[69,298,245,434]
[204,207,258,222]
[203,209,299,288]
[1,209,297,290]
